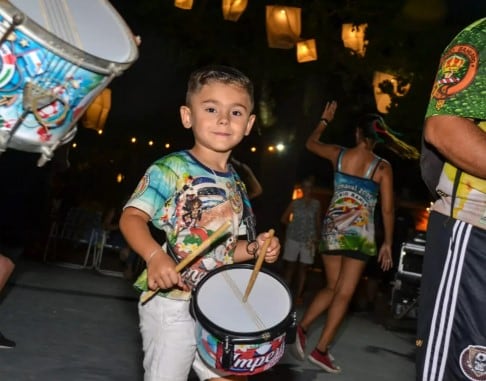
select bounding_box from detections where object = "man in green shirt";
[417,18,486,381]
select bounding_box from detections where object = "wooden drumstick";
[242,229,275,303]
[141,220,232,304]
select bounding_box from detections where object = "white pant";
[138,293,230,381]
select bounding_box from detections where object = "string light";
[131,137,137,143]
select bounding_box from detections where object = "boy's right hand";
[146,252,188,291]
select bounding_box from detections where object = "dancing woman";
[293,100,419,373]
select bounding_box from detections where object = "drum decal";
[0,45,16,87]
[0,14,106,148]
[197,325,286,376]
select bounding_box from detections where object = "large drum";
[0,0,138,165]
[192,264,296,376]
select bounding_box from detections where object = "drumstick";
[242,229,275,303]
[141,221,232,304]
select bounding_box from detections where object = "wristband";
[246,240,259,258]
[146,247,162,264]
[320,118,329,125]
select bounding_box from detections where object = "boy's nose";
[218,113,230,124]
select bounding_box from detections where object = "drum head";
[9,0,136,63]
[194,265,292,334]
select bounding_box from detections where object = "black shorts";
[322,249,370,262]
[416,211,486,381]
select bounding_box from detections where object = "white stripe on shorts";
[422,219,472,381]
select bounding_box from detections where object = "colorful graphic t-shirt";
[127,150,249,300]
[320,149,380,256]
[424,18,486,228]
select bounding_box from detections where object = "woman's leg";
[282,260,296,290]
[294,262,308,303]
[315,256,367,352]
[300,255,342,331]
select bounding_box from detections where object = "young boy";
[119,65,280,381]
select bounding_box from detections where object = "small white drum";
[192,264,296,376]
[0,0,138,165]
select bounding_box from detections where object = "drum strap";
[449,168,462,219]
[228,164,257,245]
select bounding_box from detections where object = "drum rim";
[192,264,294,344]
[0,0,138,75]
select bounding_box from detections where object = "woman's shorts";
[283,238,315,265]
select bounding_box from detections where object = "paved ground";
[0,257,417,380]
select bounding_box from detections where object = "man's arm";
[424,115,486,178]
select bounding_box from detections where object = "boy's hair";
[186,65,254,110]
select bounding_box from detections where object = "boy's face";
[180,81,256,153]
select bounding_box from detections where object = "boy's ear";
[180,105,192,129]
[244,114,256,136]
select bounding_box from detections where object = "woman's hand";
[321,100,338,123]
[378,243,393,272]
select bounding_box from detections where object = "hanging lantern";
[341,23,368,57]
[372,71,412,114]
[81,88,112,133]
[266,6,301,49]
[296,39,317,63]
[222,0,248,22]
[174,0,193,10]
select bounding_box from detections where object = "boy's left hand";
[256,231,280,263]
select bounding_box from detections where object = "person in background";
[280,177,321,306]
[417,18,486,381]
[229,156,263,200]
[119,65,280,381]
[102,201,138,280]
[0,149,56,349]
[0,253,15,348]
[292,100,419,373]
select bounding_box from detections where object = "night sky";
[0,0,485,239]
[101,0,484,200]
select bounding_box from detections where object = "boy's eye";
[206,107,216,113]
[232,110,243,116]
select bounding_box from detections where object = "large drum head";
[9,0,137,65]
[194,265,292,334]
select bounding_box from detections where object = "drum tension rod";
[0,13,24,46]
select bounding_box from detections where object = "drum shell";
[0,0,138,156]
[192,264,296,376]
[0,1,138,75]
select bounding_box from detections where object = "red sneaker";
[292,325,306,360]
[308,348,342,373]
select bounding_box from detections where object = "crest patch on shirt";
[431,43,479,110]
[460,345,486,381]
